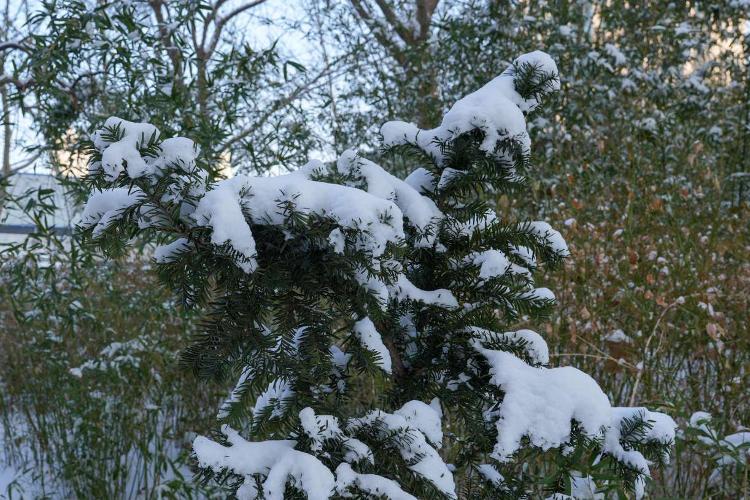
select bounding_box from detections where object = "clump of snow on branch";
[194,403,452,499]
[217,364,254,419]
[470,249,532,281]
[391,274,459,309]
[192,174,405,274]
[381,51,559,161]
[336,149,443,246]
[604,408,677,499]
[352,317,392,374]
[394,399,443,448]
[153,237,192,263]
[475,346,612,460]
[348,404,456,497]
[335,463,417,499]
[470,326,549,365]
[79,187,144,237]
[193,424,334,500]
[526,221,570,257]
[474,341,676,499]
[92,117,159,179]
[84,119,406,275]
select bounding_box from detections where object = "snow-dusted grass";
[0,260,223,499]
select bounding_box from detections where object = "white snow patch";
[382,51,559,162]
[394,400,443,448]
[192,426,336,500]
[527,221,570,256]
[193,173,405,273]
[93,117,160,180]
[80,188,144,237]
[353,317,392,374]
[348,408,456,497]
[475,347,611,461]
[335,463,417,499]
[470,327,550,365]
[391,274,458,309]
[153,238,191,263]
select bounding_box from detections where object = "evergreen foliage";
[79,52,675,498]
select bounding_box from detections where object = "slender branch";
[197,0,268,119]
[2,87,11,176]
[0,74,32,91]
[204,0,232,32]
[552,352,637,370]
[0,41,30,53]
[219,60,350,153]
[206,0,268,58]
[350,0,407,67]
[372,0,413,44]
[67,71,103,92]
[0,158,40,181]
[313,7,340,150]
[9,151,41,171]
[627,297,689,406]
[216,0,268,26]
[1,45,8,177]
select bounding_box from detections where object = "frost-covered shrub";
[79,52,675,498]
[680,412,750,496]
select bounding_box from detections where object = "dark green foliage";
[76,55,674,498]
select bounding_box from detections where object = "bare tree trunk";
[411,47,440,129]
[350,0,441,128]
[0,0,11,218]
[2,79,10,178]
[313,5,342,150]
[0,80,9,219]
[413,0,440,128]
[1,0,9,178]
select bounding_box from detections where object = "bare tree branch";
[206,0,269,58]
[7,151,41,172]
[219,60,350,154]
[204,0,232,34]
[0,74,33,91]
[0,153,42,181]
[0,41,30,53]
[192,0,268,121]
[350,0,407,67]
[148,0,184,87]
[415,0,439,41]
[372,0,414,44]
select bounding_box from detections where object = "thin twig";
[628,297,688,406]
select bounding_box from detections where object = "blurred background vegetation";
[0,0,748,497]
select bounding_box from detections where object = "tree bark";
[350,0,441,128]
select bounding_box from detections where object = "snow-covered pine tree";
[79,51,675,499]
